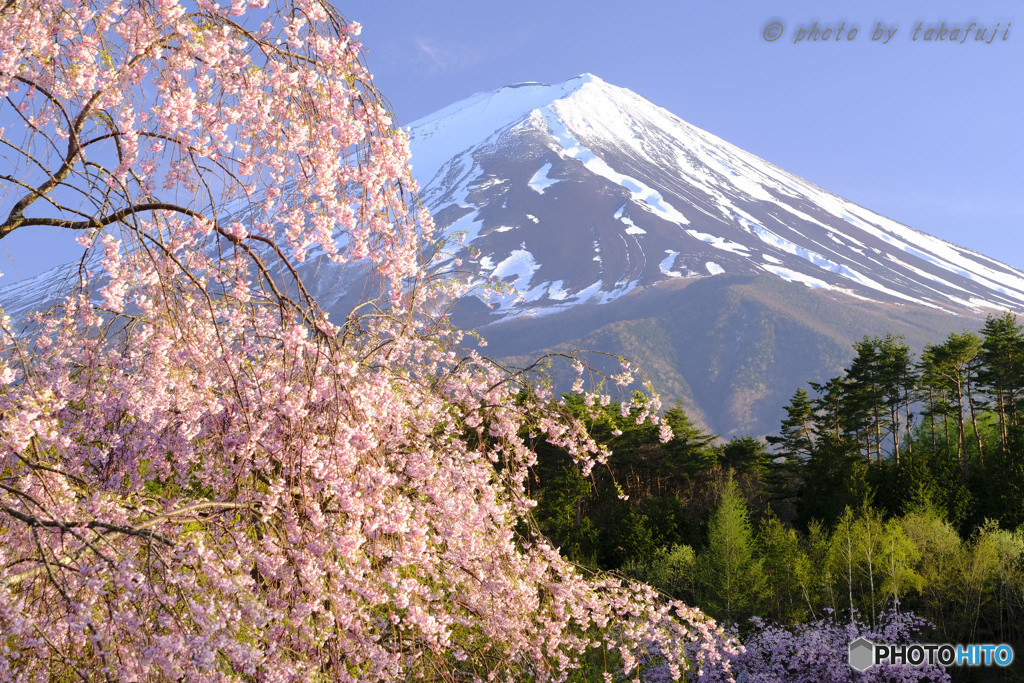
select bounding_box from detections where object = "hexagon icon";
[848,638,875,671]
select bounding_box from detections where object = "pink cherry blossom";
[0,1,739,680]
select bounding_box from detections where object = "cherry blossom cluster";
[0,0,739,680]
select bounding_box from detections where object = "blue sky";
[347,0,1023,267]
[1,0,1020,282]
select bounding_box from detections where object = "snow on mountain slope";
[408,78,587,187]
[407,74,1024,321]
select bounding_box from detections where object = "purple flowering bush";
[730,609,950,683]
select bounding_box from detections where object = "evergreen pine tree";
[767,386,816,462]
[697,472,766,625]
[978,313,1024,450]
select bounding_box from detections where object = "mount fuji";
[409,74,1024,318]
[403,74,1024,435]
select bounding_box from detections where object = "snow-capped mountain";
[401,74,1024,436]
[408,74,1024,320]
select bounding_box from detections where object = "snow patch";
[547,280,570,300]
[762,265,831,289]
[884,253,970,293]
[686,229,749,255]
[444,210,485,246]
[660,251,683,278]
[614,205,646,235]
[573,280,603,301]
[491,249,539,293]
[528,162,559,194]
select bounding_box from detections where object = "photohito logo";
[848,638,1015,671]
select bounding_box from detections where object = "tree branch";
[0,500,255,588]
[0,202,205,237]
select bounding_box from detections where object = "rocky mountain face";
[403,74,1024,436]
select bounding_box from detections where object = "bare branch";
[0,202,204,237]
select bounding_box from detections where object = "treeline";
[774,312,1024,531]
[528,313,1024,679]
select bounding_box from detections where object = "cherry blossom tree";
[0,0,739,679]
